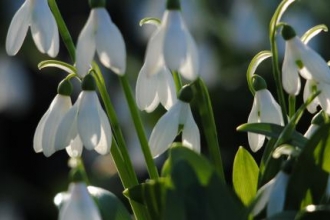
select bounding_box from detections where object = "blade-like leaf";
[301,24,328,44]
[38,60,77,75]
[233,146,259,205]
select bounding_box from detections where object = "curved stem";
[172,71,183,93]
[288,95,296,118]
[119,75,159,180]
[48,0,76,62]
[191,77,225,179]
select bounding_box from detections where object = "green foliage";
[125,145,247,220]
[233,146,259,205]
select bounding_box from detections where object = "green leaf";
[162,145,215,185]
[237,123,308,148]
[301,24,328,44]
[233,146,259,205]
[246,51,272,95]
[38,60,77,75]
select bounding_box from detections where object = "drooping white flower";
[55,75,112,156]
[248,88,283,152]
[143,9,199,81]
[252,171,289,217]
[59,182,101,220]
[303,79,330,115]
[6,0,59,57]
[76,7,126,77]
[136,63,176,112]
[149,99,200,158]
[34,94,72,157]
[282,25,330,96]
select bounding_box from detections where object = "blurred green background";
[0,0,330,219]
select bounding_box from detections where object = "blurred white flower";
[143,9,199,81]
[33,94,72,157]
[6,0,59,57]
[59,182,101,220]
[248,89,283,152]
[282,25,330,96]
[76,8,126,77]
[303,79,330,115]
[55,88,112,156]
[252,171,289,217]
[149,99,200,157]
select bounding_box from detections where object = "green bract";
[82,74,96,91]
[57,79,73,96]
[89,0,106,8]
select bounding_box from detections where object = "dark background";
[0,0,329,219]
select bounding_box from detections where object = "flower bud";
[82,74,96,91]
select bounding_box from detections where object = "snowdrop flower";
[303,79,330,115]
[33,80,72,157]
[136,64,176,112]
[252,170,290,217]
[59,182,101,220]
[76,0,126,77]
[281,25,330,96]
[248,76,283,152]
[149,85,200,157]
[6,0,59,57]
[143,0,199,81]
[55,74,112,156]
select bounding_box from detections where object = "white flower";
[252,171,289,217]
[55,90,112,156]
[248,89,283,152]
[33,94,72,157]
[149,100,200,157]
[76,8,126,77]
[59,182,101,220]
[282,36,330,96]
[303,79,330,115]
[144,10,199,81]
[136,64,176,112]
[6,0,59,57]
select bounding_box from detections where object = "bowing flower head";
[76,0,126,77]
[6,0,59,57]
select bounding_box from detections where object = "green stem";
[173,71,183,93]
[48,0,76,62]
[288,95,296,118]
[92,66,150,220]
[191,77,225,179]
[119,75,159,180]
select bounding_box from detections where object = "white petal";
[33,108,51,153]
[252,178,276,216]
[5,1,30,56]
[41,95,72,157]
[298,39,330,83]
[77,91,101,150]
[179,30,199,81]
[247,96,265,152]
[76,10,96,77]
[304,124,319,139]
[303,80,319,114]
[149,102,181,157]
[30,0,59,57]
[94,107,112,155]
[182,107,200,153]
[317,82,330,115]
[135,63,160,112]
[267,172,289,217]
[66,136,83,158]
[59,183,101,220]
[258,89,283,126]
[282,42,300,95]
[163,11,187,71]
[95,8,126,75]
[157,66,177,110]
[55,101,79,151]
[144,27,164,77]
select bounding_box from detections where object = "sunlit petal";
[182,107,200,153]
[66,136,83,158]
[252,178,276,216]
[282,42,300,95]
[76,10,96,77]
[157,66,176,110]
[163,11,187,71]
[95,8,126,75]
[149,102,181,157]
[5,1,30,56]
[94,106,112,155]
[303,80,319,114]
[317,82,330,115]
[33,108,51,153]
[77,91,101,150]
[144,27,164,76]
[267,172,289,217]
[258,90,283,125]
